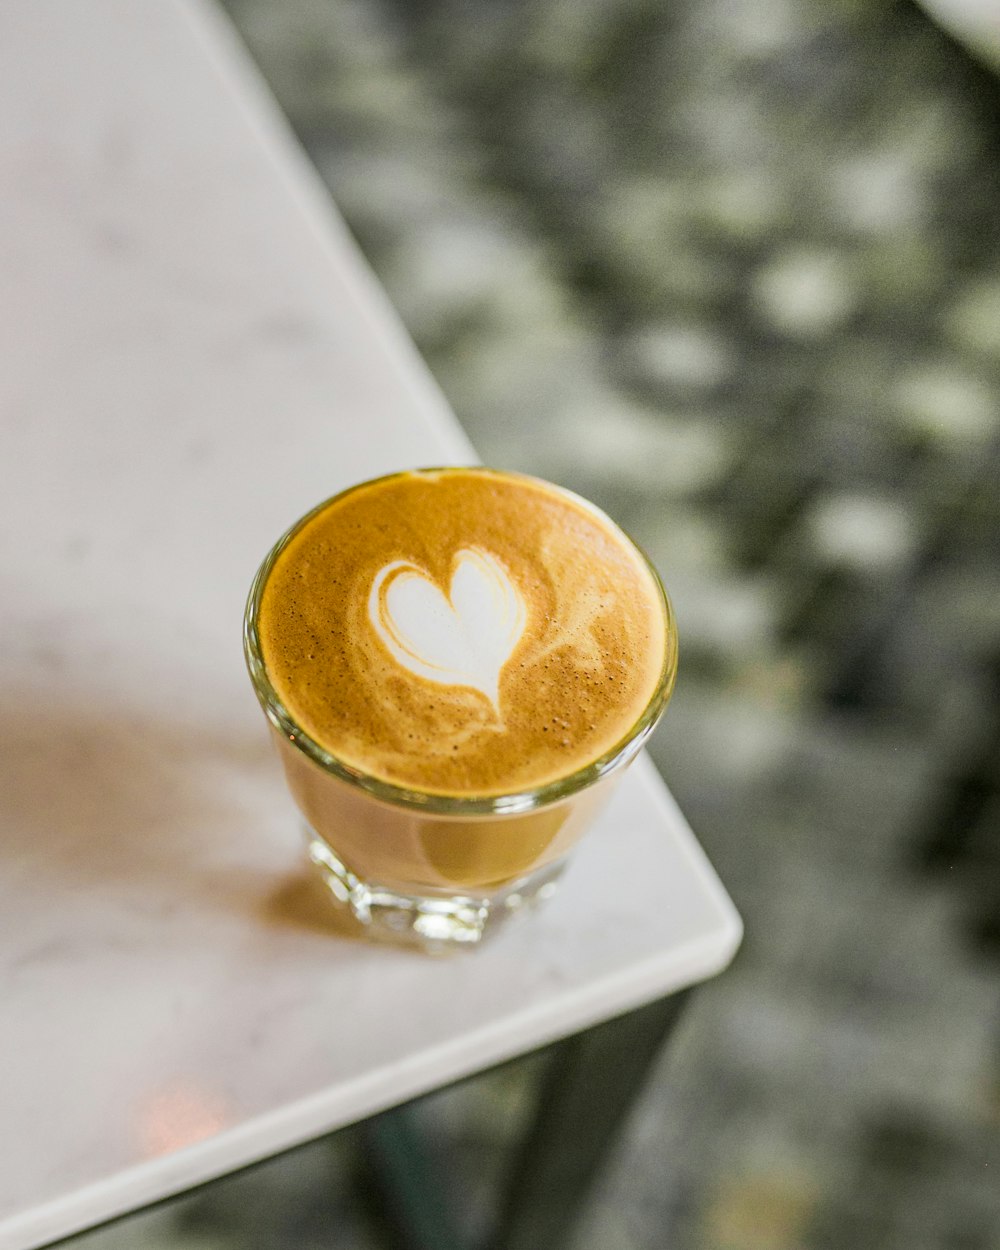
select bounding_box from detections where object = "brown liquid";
[257,468,671,798]
[274,731,613,891]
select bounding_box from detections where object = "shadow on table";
[0,678,429,954]
[263,869,378,944]
[0,683,341,932]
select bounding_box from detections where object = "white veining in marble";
[0,3,741,1248]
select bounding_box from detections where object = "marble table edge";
[1,758,742,1250]
[0,913,740,1250]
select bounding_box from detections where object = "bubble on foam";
[368,548,527,711]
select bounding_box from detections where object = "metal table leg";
[355,1104,467,1250]
[488,991,691,1250]
[355,991,691,1250]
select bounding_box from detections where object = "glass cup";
[244,471,678,951]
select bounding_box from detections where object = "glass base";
[303,826,565,952]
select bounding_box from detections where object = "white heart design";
[368,548,527,710]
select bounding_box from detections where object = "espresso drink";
[248,468,675,906]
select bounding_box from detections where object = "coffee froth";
[256,468,672,798]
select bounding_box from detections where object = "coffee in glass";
[245,467,676,948]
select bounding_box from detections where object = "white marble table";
[0,3,742,1247]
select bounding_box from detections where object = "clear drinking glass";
[244,471,678,951]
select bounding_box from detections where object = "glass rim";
[243,466,678,816]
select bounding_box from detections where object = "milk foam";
[256,468,672,796]
[368,547,526,711]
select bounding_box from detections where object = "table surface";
[0,2,741,1247]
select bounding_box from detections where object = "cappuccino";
[256,468,671,797]
[246,467,676,944]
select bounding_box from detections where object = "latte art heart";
[368,548,527,710]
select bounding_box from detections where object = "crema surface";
[257,469,671,796]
